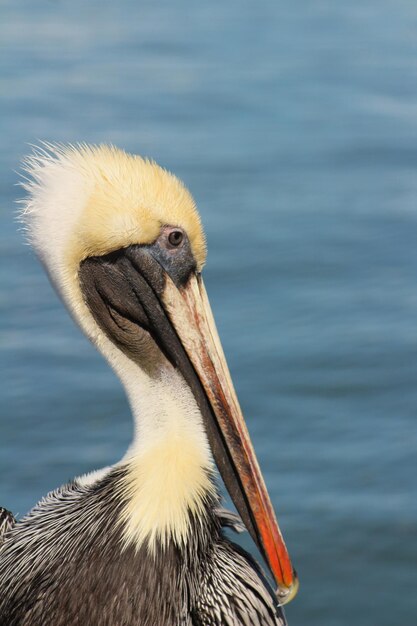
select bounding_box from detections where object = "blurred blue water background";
[1,1,417,623]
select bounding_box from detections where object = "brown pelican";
[0,144,298,625]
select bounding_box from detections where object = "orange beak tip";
[276,569,299,606]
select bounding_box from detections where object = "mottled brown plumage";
[0,470,286,625]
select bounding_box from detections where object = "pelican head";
[21,144,298,604]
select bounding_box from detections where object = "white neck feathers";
[117,363,215,551]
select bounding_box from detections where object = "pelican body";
[0,145,298,625]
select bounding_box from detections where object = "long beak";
[79,245,298,604]
[162,272,298,605]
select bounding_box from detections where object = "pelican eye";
[167,229,184,247]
